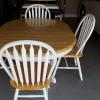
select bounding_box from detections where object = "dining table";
[0,19,76,57]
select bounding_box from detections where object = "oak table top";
[0,19,76,57]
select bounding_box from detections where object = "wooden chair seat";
[64,46,82,58]
[54,14,95,81]
[10,79,52,90]
[9,62,52,90]
[0,40,57,100]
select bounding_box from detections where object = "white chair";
[0,40,57,100]
[53,14,96,81]
[25,4,51,19]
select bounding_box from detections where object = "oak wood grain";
[0,19,76,55]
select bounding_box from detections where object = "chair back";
[25,4,51,19]
[0,40,57,86]
[75,14,95,55]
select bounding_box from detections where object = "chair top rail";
[0,40,56,54]
[75,14,96,55]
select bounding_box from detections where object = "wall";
[0,0,4,25]
[63,0,96,17]
[82,1,100,34]
[64,0,81,17]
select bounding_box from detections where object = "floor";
[0,18,100,100]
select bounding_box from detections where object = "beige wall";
[63,0,96,17]
[64,0,81,17]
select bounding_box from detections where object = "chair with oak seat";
[0,40,57,100]
[53,14,96,81]
[25,4,51,19]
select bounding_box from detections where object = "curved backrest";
[0,40,57,86]
[25,4,51,19]
[75,14,96,55]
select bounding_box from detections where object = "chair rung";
[18,95,44,98]
[0,67,10,69]
[58,67,78,69]
[0,67,4,69]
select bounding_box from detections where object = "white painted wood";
[43,88,48,100]
[0,40,58,100]
[42,50,49,84]
[39,6,41,18]
[35,7,38,18]
[76,58,83,81]
[64,58,68,66]
[30,45,35,85]
[45,10,47,19]
[14,89,19,100]
[52,57,61,77]
[37,47,42,85]
[21,45,29,85]
[57,14,96,81]
[58,67,79,69]
[42,8,44,19]
[29,9,31,18]
[13,46,24,85]
[13,89,48,100]
[6,50,18,85]
[76,14,95,55]
[25,4,51,19]
[74,58,78,66]
[18,95,44,98]
[0,54,14,80]
[47,57,57,80]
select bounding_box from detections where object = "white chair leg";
[76,58,83,81]
[46,88,48,97]
[64,58,68,67]
[60,14,63,21]
[74,58,78,66]
[46,88,48,95]
[14,89,19,100]
[53,57,61,77]
[43,88,48,100]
